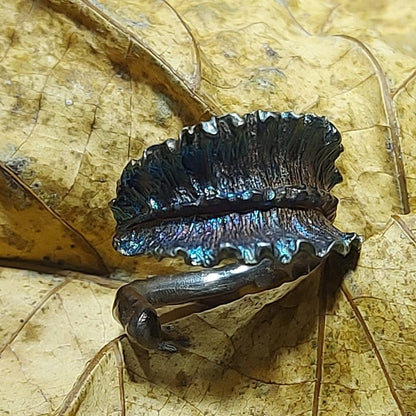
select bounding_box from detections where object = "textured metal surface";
[111,110,359,267]
[120,254,320,308]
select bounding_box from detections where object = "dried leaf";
[0,268,121,415]
[0,164,107,274]
[2,215,416,414]
[0,0,415,415]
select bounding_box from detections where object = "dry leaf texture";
[0,0,415,415]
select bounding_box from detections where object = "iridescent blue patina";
[110,110,361,352]
[111,110,355,267]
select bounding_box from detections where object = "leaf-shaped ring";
[110,110,361,352]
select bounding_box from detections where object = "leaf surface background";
[0,0,415,414]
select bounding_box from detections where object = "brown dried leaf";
[0,0,415,415]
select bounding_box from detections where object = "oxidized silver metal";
[110,110,361,351]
